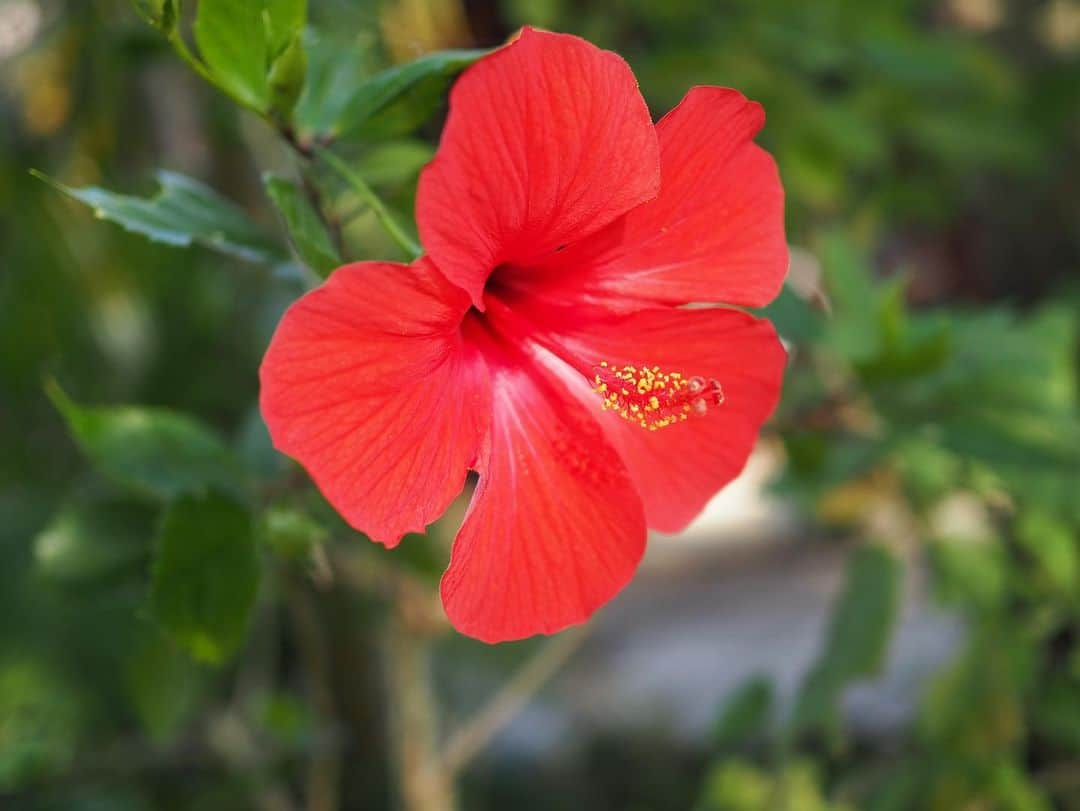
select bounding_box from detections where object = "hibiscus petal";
[417,26,661,309]
[259,259,489,546]
[441,358,647,643]
[535,86,788,310]
[552,306,787,532]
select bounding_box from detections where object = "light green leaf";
[334,48,489,139]
[194,0,270,110]
[356,140,435,186]
[264,0,306,57]
[263,173,339,277]
[33,169,284,264]
[268,33,308,121]
[47,381,246,501]
[790,544,901,738]
[150,492,260,664]
[259,505,329,559]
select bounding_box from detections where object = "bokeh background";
[2,0,1079,808]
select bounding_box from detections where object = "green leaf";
[235,406,288,481]
[0,661,81,790]
[127,629,202,742]
[34,497,152,584]
[33,169,284,264]
[259,505,329,559]
[713,677,774,750]
[268,33,308,121]
[264,0,307,57]
[132,0,177,33]
[1015,509,1077,593]
[928,537,1008,611]
[820,233,881,363]
[294,31,375,138]
[790,545,901,738]
[47,381,246,501]
[263,173,339,277]
[356,140,436,186]
[757,283,824,345]
[333,48,489,140]
[193,0,270,110]
[921,627,1034,756]
[150,492,260,663]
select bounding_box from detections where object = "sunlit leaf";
[268,33,308,120]
[356,140,435,186]
[264,0,307,57]
[194,0,270,110]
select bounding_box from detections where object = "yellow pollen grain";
[591,360,702,432]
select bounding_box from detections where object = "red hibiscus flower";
[260,27,788,643]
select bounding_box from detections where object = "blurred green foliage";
[1,0,1078,808]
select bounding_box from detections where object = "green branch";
[315,148,423,261]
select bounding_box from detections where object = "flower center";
[591,361,725,431]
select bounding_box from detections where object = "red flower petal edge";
[259,259,489,546]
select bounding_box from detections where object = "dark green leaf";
[150,492,259,663]
[193,0,270,110]
[33,169,285,264]
[34,497,152,584]
[47,381,246,501]
[334,49,489,140]
[132,0,177,33]
[127,629,202,742]
[713,677,773,749]
[235,406,288,481]
[294,32,375,138]
[757,283,824,345]
[0,661,80,789]
[790,545,901,737]
[820,233,881,363]
[263,173,339,276]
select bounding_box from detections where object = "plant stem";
[439,625,589,778]
[286,576,342,811]
[315,148,423,260]
[385,618,455,811]
[167,31,221,90]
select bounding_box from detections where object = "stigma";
[591,361,725,431]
